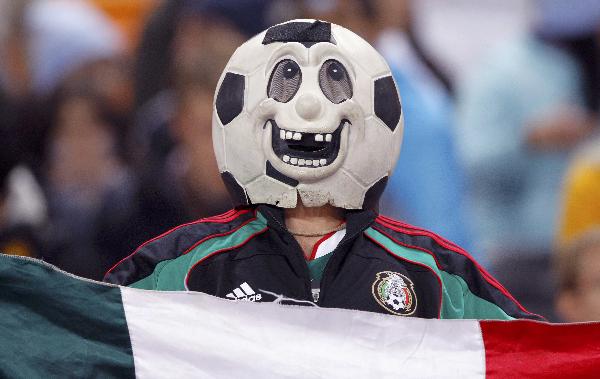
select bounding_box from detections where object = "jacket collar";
[255,204,377,242]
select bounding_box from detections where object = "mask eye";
[319,59,352,103]
[268,59,302,103]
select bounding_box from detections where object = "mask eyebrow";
[262,20,335,47]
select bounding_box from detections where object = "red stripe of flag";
[481,320,600,378]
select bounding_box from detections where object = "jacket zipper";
[316,225,370,306]
[261,207,375,305]
[262,208,314,301]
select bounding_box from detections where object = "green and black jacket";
[104,205,541,320]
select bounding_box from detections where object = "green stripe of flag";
[0,254,135,379]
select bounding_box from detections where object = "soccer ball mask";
[213,20,403,209]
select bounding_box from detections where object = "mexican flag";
[1,253,599,378]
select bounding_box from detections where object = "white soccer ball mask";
[213,20,403,209]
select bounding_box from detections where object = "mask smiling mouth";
[270,119,348,167]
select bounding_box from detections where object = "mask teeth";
[278,128,333,143]
[313,134,333,142]
[282,155,327,167]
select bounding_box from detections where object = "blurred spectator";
[166,76,231,217]
[555,228,600,322]
[126,6,249,248]
[455,0,600,318]
[42,60,136,279]
[0,0,145,279]
[308,0,474,251]
[557,136,600,247]
[0,0,126,171]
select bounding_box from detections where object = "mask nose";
[295,93,322,121]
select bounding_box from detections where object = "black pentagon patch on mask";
[266,161,298,187]
[362,176,388,210]
[374,76,401,131]
[262,20,334,47]
[216,72,245,125]
[221,171,249,206]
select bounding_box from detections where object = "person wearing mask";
[105,20,540,320]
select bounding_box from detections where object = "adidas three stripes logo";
[226,282,262,302]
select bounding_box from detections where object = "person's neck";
[284,201,345,259]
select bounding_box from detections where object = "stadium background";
[1,0,599,322]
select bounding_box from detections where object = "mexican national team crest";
[372,271,417,316]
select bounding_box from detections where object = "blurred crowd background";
[1,0,600,322]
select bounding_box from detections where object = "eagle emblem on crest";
[372,271,417,316]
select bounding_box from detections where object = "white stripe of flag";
[122,288,485,378]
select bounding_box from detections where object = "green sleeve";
[442,272,514,320]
